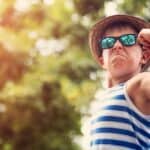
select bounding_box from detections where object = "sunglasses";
[100,34,137,50]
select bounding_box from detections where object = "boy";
[89,15,150,149]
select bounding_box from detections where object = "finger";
[138,29,150,41]
[142,45,150,51]
[138,35,150,45]
[138,39,150,47]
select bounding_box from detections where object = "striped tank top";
[90,83,150,150]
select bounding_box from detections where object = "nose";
[113,40,123,50]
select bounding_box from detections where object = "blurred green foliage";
[0,0,149,149]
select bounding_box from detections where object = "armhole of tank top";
[123,83,150,119]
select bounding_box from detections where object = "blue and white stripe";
[90,84,150,150]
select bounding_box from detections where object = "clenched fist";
[138,28,150,50]
[138,28,150,71]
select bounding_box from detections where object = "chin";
[111,59,126,68]
[111,70,126,78]
[110,66,132,78]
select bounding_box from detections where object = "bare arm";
[138,72,150,100]
[126,72,150,114]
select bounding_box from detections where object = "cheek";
[102,50,109,68]
[128,47,143,63]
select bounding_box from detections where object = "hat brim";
[89,14,150,69]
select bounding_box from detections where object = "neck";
[108,69,141,88]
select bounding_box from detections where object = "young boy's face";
[99,26,146,80]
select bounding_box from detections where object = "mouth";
[110,54,127,65]
[111,54,126,60]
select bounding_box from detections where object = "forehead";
[104,26,138,37]
[102,21,139,37]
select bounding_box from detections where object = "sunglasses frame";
[100,34,137,50]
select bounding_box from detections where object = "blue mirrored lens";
[120,34,136,46]
[101,38,116,49]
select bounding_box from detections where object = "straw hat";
[89,14,150,70]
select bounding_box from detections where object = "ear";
[98,56,107,69]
